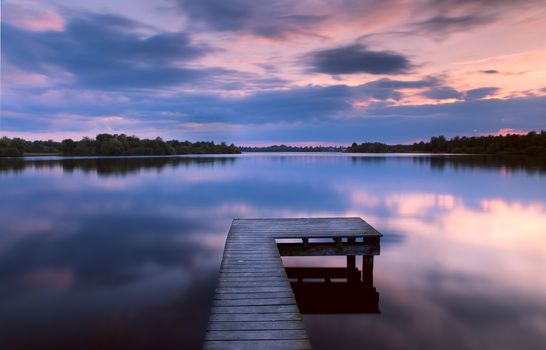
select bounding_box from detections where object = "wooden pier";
[204,217,382,350]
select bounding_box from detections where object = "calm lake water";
[1,153,545,350]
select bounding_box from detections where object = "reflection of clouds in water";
[0,213,218,295]
[1,270,216,350]
[16,268,74,291]
[304,277,546,350]
[349,189,382,207]
[376,196,546,286]
[345,191,546,302]
[385,193,458,215]
[0,210,220,349]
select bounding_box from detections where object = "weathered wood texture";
[203,217,381,350]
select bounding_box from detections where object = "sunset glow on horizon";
[1,0,545,144]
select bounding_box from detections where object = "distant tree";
[0,147,23,157]
[61,139,76,154]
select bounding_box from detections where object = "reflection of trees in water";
[2,155,545,176]
[349,155,546,175]
[350,156,388,165]
[412,155,546,175]
[0,157,237,176]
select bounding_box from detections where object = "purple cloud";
[422,86,463,100]
[465,87,500,100]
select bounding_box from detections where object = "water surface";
[1,154,545,350]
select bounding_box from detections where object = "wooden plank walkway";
[204,217,381,350]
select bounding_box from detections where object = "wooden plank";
[204,339,311,350]
[220,269,285,273]
[217,281,290,288]
[214,291,295,300]
[217,277,287,283]
[218,272,287,278]
[278,242,380,256]
[222,258,282,262]
[215,286,292,293]
[211,305,299,314]
[220,264,283,269]
[208,320,305,331]
[205,329,309,340]
[209,312,302,322]
[213,297,296,307]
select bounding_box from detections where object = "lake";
[1,153,545,350]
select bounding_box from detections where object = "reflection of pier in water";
[204,218,381,349]
[280,237,380,314]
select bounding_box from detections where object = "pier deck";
[204,217,381,350]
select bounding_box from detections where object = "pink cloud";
[3,3,64,31]
[496,128,529,136]
[1,64,50,87]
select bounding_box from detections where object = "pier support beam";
[362,255,374,288]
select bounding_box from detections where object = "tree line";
[2,131,545,157]
[346,131,546,156]
[240,145,346,152]
[0,134,240,157]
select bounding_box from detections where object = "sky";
[1,0,545,145]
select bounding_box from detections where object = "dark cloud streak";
[465,87,500,100]
[176,0,325,38]
[422,86,463,100]
[411,15,494,34]
[308,44,412,75]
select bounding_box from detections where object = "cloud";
[2,13,214,89]
[403,0,543,38]
[356,77,439,101]
[2,2,64,31]
[465,87,500,100]
[480,70,499,74]
[360,77,439,89]
[422,86,463,100]
[0,210,215,291]
[308,44,412,75]
[425,0,539,10]
[411,15,494,35]
[175,0,325,38]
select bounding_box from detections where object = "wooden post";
[347,255,357,283]
[362,255,374,287]
[347,255,356,269]
[334,237,342,249]
[302,237,309,249]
